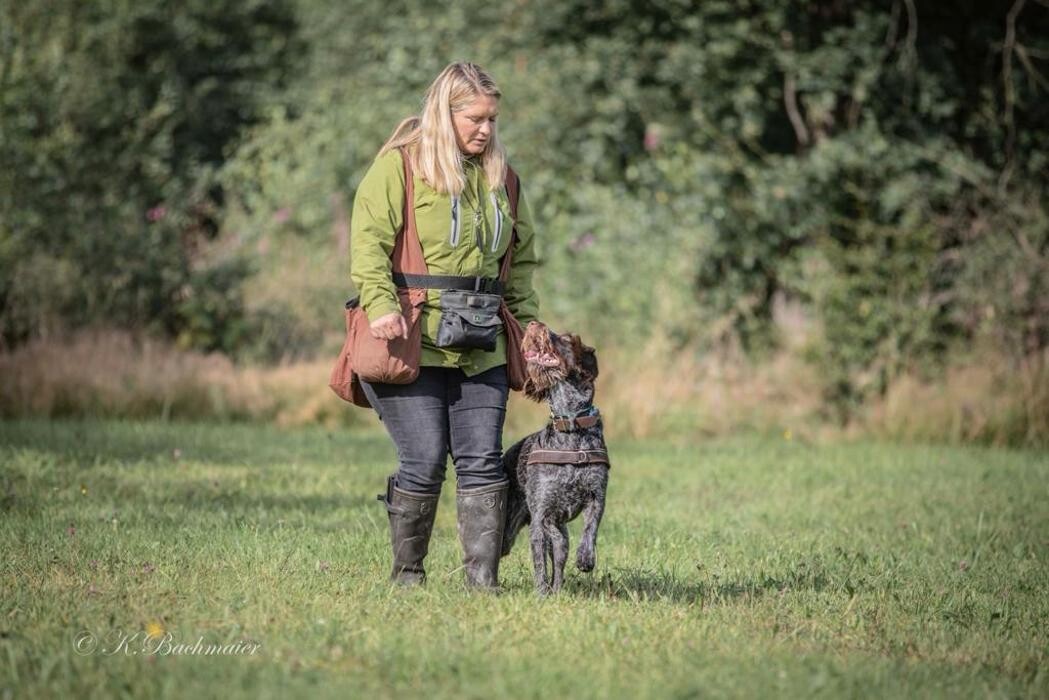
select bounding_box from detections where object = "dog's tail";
[501,440,530,557]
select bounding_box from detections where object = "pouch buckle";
[471,276,501,294]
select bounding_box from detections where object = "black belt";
[391,272,504,295]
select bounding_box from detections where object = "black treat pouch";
[435,289,502,351]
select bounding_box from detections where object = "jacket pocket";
[490,192,516,255]
[448,196,462,247]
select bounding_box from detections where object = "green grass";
[1,419,1047,698]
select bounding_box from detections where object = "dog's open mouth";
[523,349,560,367]
[522,321,566,390]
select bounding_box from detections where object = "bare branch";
[1001,0,1028,185]
[783,74,810,148]
[899,0,918,67]
[1016,44,1049,92]
[883,0,901,56]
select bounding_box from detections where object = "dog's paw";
[576,548,595,572]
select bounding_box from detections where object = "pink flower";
[147,206,167,222]
[273,207,292,224]
[643,126,661,152]
[569,232,596,253]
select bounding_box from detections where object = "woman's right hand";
[369,311,408,340]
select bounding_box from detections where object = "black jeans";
[360,364,510,494]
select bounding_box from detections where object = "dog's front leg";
[576,496,605,573]
[529,520,551,595]
[549,522,569,592]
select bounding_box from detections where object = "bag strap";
[498,165,520,284]
[390,147,428,276]
[390,152,517,280]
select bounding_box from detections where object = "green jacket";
[349,148,540,377]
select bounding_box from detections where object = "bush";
[0,0,302,352]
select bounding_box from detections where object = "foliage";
[3,0,1048,429]
[0,0,301,352]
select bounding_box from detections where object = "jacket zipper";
[489,192,502,252]
[449,196,461,246]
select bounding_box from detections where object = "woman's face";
[451,94,499,156]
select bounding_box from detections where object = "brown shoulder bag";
[328,148,428,407]
[499,166,528,392]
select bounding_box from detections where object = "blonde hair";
[379,61,507,196]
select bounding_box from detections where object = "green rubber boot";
[456,480,509,591]
[377,475,439,585]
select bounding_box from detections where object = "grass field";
[1,419,1047,698]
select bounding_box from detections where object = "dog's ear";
[580,344,598,381]
[583,344,600,379]
[570,335,599,382]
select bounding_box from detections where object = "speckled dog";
[501,321,610,595]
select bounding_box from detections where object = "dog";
[500,320,609,594]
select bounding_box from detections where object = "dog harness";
[527,406,609,467]
[525,448,610,467]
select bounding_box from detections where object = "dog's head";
[521,321,599,402]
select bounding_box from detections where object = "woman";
[350,62,540,590]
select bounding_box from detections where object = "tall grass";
[0,330,370,429]
[863,350,1049,447]
[1,329,1046,446]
